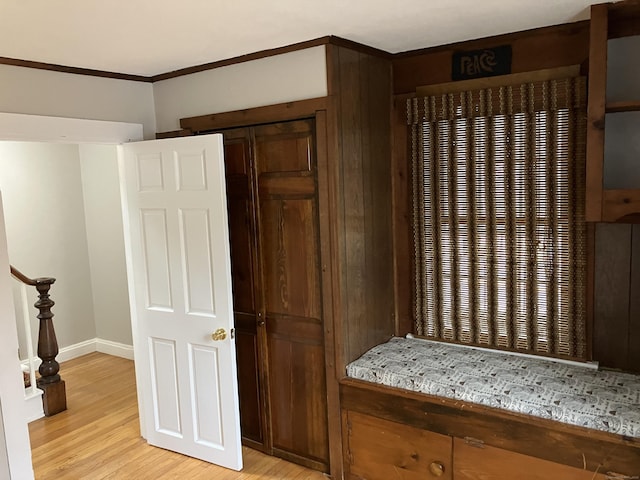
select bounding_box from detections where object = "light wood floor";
[29,352,328,480]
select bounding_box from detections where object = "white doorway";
[0,113,244,476]
[0,113,142,479]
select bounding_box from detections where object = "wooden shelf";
[602,188,640,222]
[586,0,640,222]
[605,100,640,113]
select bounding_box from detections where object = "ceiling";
[0,0,596,78]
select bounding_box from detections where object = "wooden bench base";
[340,379,640,479]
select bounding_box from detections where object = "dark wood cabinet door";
[223,129,265,449]
[254,119,329,471]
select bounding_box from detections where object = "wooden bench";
[340,338,640,479]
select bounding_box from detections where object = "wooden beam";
[179,97,327,133]
[585,3,609,222]
[415,65,581,96]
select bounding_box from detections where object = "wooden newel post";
[34,277,67,416]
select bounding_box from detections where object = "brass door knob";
[429,461,445,477]
[211,328,227,341]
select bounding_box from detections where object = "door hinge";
[230,328,235,339]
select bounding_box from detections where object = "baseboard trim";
[58,339,97,363]
[96,339,134,360]
[21,338,134,368]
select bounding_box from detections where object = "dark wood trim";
[152,36,390,82]
[393,20,590,60]
[0,57,152,82]
[585,3,609,222]
[324,46,346,378]
[393,20,590,94]
[316,109,344,480]
[155,129,194,139]
[585,223,595,361]
[608,0,640,38]
[605,100,640,113]
[327,36,392,60]
[1,35,387,85]
[391,100,412,337]
[415,65,581,96]
[341,379,640,475]
[179,97,328,133]
[152,37,331,82]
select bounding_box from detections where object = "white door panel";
[120,135,242,470]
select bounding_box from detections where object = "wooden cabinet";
[586,0,640,222]
[179,43,395,478]
[222,119,329,471]
[344,411,616,480]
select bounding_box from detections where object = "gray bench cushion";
[346,337,640,438]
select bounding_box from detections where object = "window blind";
[409,77,588,359]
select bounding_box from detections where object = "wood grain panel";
[224,129,256,315]
[268,331,329,469]
[255,118,329,470]
[330,45,395,369]
[593,223,632,370]
[630,224,640,371]
[345,411,452,480]
[268,315,323,343]
[260,198,321,319]
[258,175,315,197]
[392,101,413,336]
[393,21,589,94]
[180,98,326,134]
[453,438,609,480]
[341,380,640,475]
[222,129,266,449]
[254,121,313,173]
[337,46,367,365]
[235,313,263,445]
[602,189,640,222]
[364,50,395,353]
[586,4,610,222]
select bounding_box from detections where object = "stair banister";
[10,265,67,416]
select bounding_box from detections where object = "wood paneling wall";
[392,21,589,95]
[594,224,640,372]
[391,20,639,372]
[326,45,395,370]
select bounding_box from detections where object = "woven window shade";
[409,77,588,359]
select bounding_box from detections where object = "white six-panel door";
[119,135,242,470]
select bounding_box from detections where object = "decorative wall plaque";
[452,45,512,81]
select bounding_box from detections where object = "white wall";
[0,404,9,479]
[0,142,97,352]
[0,65,156,139]
[79,144,132,346]
[153,46,328,132]
[0,46,328,138]
[0,193,35,480]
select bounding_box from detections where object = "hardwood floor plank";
[29,352,327,479]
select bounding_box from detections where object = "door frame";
[174,97,343,479]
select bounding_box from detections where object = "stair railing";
[10,265,67,416]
